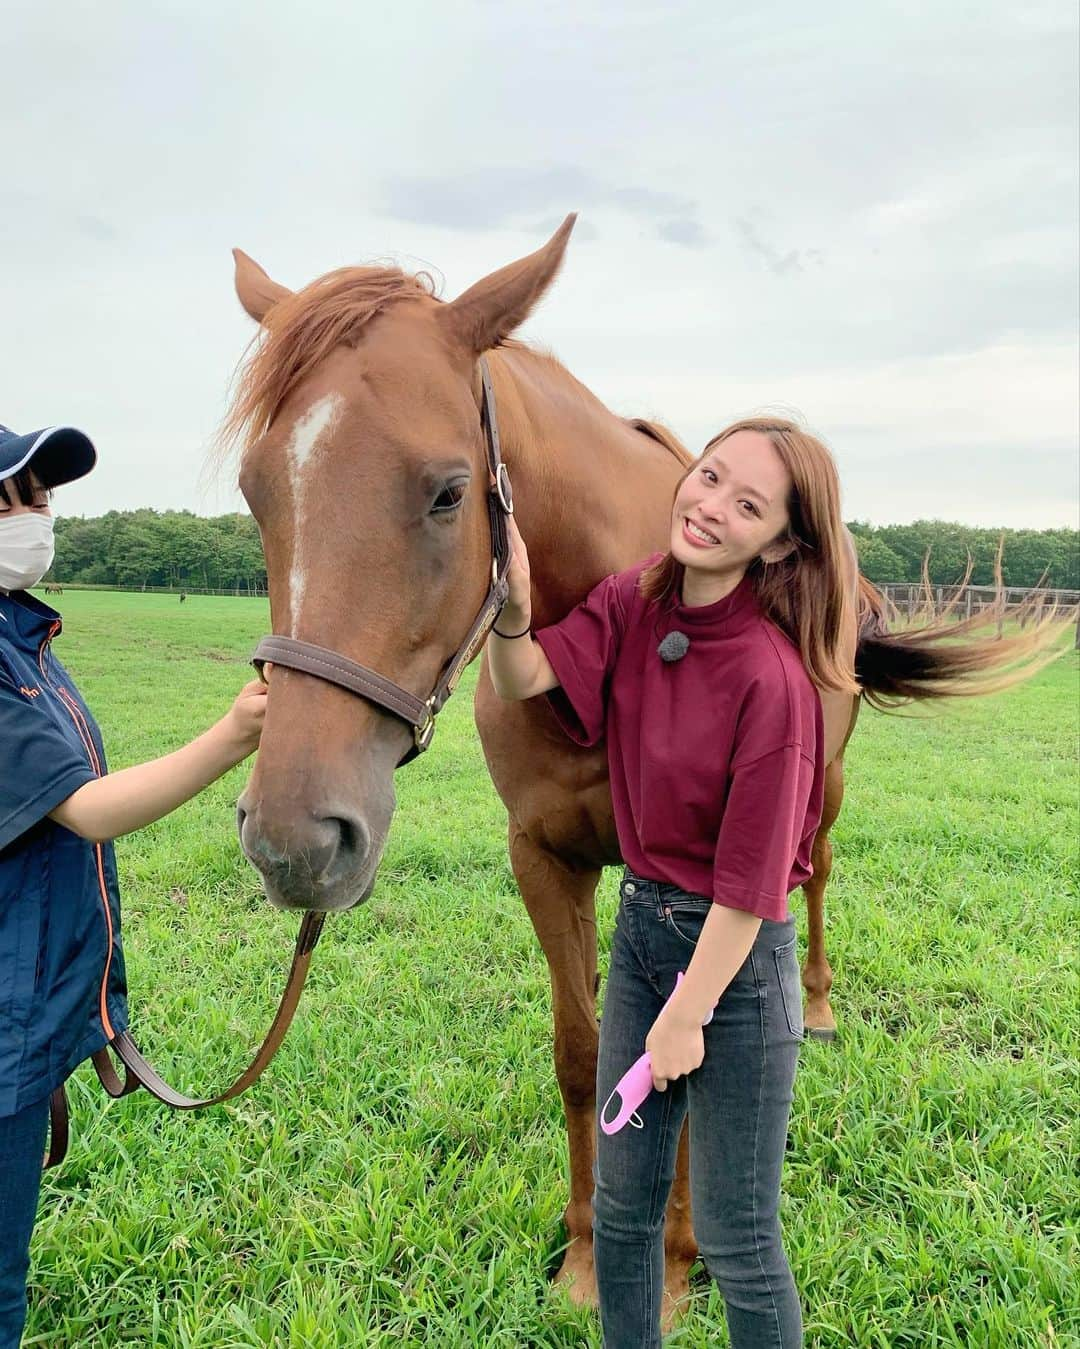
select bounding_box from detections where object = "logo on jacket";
[19,684,41,699]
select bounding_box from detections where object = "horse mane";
[624,417,694,467]
[219,265,440,455]
[216,261,695,481]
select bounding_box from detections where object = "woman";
[0,422,266,1348]
[487,417,860,1348]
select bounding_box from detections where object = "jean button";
[624,882,636,895]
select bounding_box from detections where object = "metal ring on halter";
[495,463,514,514]
[413,699,437,753]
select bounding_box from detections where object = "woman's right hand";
[502,515,533,627]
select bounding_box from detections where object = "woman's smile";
[682,517,722,548]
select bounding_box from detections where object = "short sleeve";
[533,573,628,748]
[712,745,821,922]
[0,671,96,851]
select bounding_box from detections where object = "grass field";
[22,590,1080,1348]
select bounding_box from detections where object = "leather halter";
[42,357,512,1170]
[250,356,513,763]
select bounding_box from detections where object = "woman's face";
[670,430,792,578]
[0,473,51,519]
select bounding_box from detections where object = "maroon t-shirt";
[535,560,825,922]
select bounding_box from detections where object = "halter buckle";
[413,700,437,753]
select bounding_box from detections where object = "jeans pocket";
[773,937,804,1041]
[662,900,711,948]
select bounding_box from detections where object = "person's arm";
[487,515,559,701]
[645,903,761,1089]
[48,679,267,842]
[645,740,820,1089]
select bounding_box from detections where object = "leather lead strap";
[44,913,325,1169]
[42,1086,69,1169]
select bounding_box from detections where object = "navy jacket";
[0,590,127,1117]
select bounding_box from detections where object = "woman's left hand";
[645,1007,705,1091]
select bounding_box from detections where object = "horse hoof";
[807,1026,838,1043]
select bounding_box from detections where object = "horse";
[222,216,1061,1314]
[43,582,63,595]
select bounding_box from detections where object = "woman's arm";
[487,515,560,701]
[48,680,267,842]
[645,903,762,1089]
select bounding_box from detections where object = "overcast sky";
[3,1,1077,528]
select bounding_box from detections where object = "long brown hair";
[640,417,860,695]
[641,416,1070,706]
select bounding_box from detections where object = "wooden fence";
[877,583,1080,647]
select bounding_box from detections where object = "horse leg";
[509,820,601,1305]
[661,1121,696,1330]
[802,756,844,1040]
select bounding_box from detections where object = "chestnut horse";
[223,217,1053,1312]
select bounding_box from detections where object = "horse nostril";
[329,814,370,867]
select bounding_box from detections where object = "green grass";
[23,591,1080,1348]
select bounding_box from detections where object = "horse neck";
[489,347,686,626]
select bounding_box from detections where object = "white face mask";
[0,513,56,592]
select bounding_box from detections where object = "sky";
[3,1,1078,529]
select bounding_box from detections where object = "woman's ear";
[759,534,799,564]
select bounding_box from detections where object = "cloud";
[381,164,706,242]
[655,218,709,248]
[735,217,823,276]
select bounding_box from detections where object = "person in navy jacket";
[0,423,266,1348]
[489,418,862,1349]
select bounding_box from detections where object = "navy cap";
[0,424,97,488]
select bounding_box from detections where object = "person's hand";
[645,1006,705,1092]
[500,515,533,630]
[223,678,268,757]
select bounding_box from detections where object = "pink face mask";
[0,513,55,592]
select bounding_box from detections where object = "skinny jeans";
[594,872,804,1348]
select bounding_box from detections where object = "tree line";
[51,511,267,593]
[48,509,1079,592]
[847,521,1078,589]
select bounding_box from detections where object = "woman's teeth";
[686,519,719,545]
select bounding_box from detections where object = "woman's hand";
[221,678,268,757]
[500,515,533,630]
[645,1006,705,1092]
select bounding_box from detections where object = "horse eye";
[430,481,467,514]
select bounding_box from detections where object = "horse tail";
[854,551,1071,710]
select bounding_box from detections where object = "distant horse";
[179,593,186,604]
[222,219,1060,1312]
[43,583,63,595]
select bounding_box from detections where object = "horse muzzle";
[236,796,384,912]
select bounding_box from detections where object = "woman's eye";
[739,500,759,516]
[701,468,716,484]
[431,482,467,515]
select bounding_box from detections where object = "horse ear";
[232,248,293,323]
[439,213,577,353]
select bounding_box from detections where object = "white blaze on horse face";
[286,394,343,635]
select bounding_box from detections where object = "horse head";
[230,216,576,911]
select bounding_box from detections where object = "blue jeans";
[594,872,804,1348]
[0,1095,49,1349]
